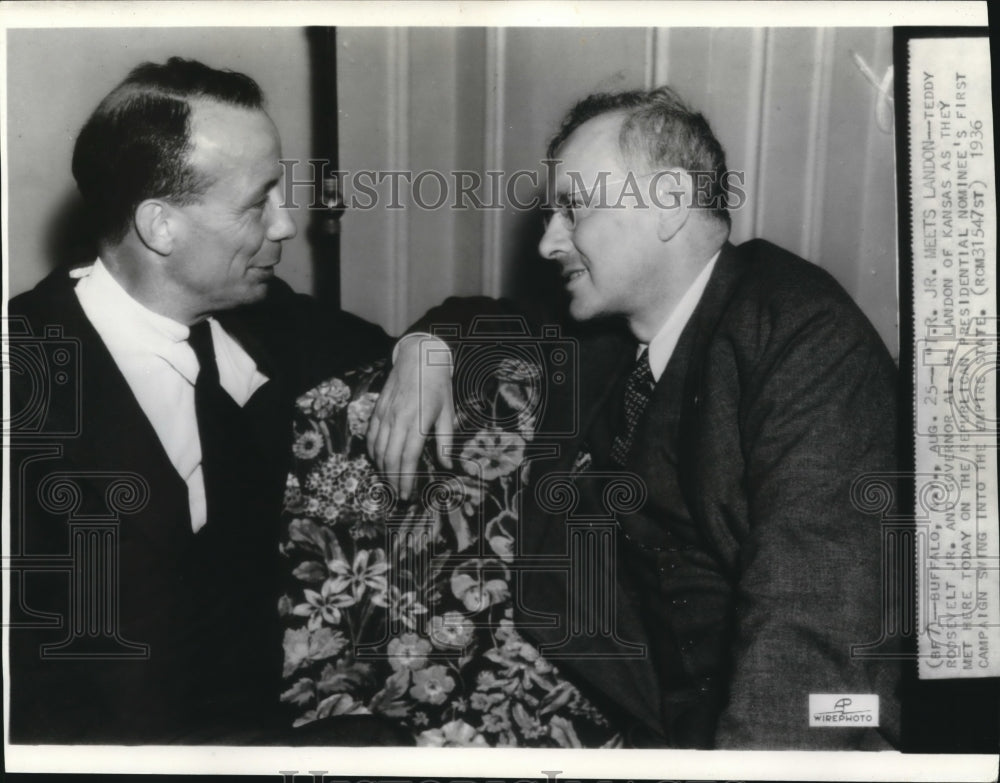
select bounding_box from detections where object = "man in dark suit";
[420,87,901,749]
[7,58,450,744]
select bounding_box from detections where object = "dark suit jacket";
[424,239,901,749]
[8,266,392,743]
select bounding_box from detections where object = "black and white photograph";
[2,2,996,781]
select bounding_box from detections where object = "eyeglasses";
[541,193,585,229]
[541,172,658,231]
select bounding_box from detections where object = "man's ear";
[133,199,176,256]
[652,169,692,242]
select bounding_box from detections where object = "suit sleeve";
[407,295,530,346]
[713,295,901,749]
[251,280,396,392]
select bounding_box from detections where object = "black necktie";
[188,320,245,527]
[610,348,655,466]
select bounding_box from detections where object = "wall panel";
[755,27,825,259]
[7,26,898,356]
[336,26,898,353]
[497,28,650,306]
[338,27,401,330]
[6,28,313,297]
[816,28,898,354]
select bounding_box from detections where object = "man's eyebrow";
[249,176,281,203]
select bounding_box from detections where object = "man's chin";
[241,277,273,304]
[568,297,599,323]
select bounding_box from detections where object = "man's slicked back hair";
[547,87,732,227]
[72,57,265,244]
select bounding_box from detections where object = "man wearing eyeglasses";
[423,87,901,749]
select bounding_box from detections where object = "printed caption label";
[910,36,999,679]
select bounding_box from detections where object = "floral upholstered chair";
[279,358,620,747]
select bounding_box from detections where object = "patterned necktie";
[188,320,245,526]
[610,348,655,466]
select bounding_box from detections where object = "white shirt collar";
[74,258,200,383]
[72,258,269,534]
[643,249,721,382]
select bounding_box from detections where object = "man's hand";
[366,334,456,500]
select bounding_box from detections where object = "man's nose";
[266,196,297,242]
[538,215,570,260]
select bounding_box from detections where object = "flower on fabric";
[416,719,489,747]
[485,510,517,562]
[316,658,372,695]
[347,392,380,437]
[327,548,388,602]
[388,587,429,630]
[456,475,486,516]
[493,621,552,670]
[517,412,537,442]
[495,357,541,384]
[292,578,357,629]
[470,691,503,711]
[511,703,547,739]
[386,632,432,672]
[450,558,510,613]
[282,629,312,677]
[292,430,324,460]
[480,708,511,734]
[284,474,304,509]
[548,714,583,748]
[280,677,315,707]
[428,610,475,650]
[459,429,526,481]
[297,378,351,418]
[349,515,384,540]
[282,627,348,677]
[305,454,377,527]
[494,618,517,643]
[316,692,369,719]
[409,665,456,705]
[305,454,349,493]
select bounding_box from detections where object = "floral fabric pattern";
[280,359,620,747]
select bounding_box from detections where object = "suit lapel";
[672,243,748,507]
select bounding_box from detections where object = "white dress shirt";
[643,250,721,381]
[74,259,268,532]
